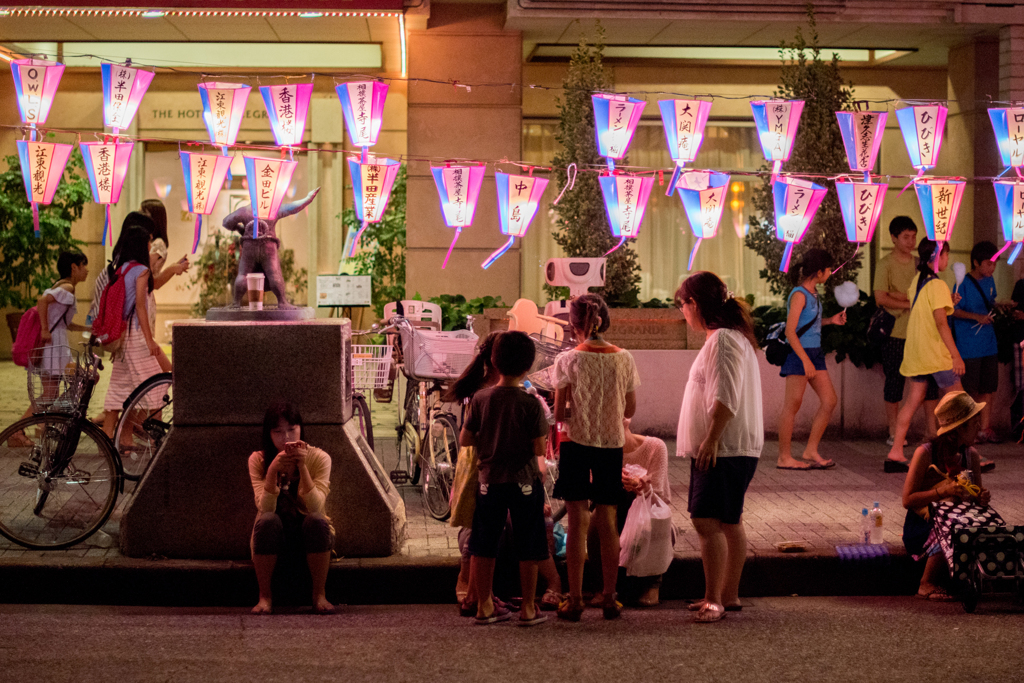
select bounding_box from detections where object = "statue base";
[206,305,315,321]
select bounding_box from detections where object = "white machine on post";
[543,257,607,319]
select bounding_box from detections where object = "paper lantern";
[346,155,402,257]
[592,93,646,170]
[80,141,134,246]
[836,177,887,244]
[483,172,549,269]
[198,82,251,152]
[431,164,486,269]
[993,179,1024,264]
[751,100,805,181]
[16,140,73,237]
[336,80,389,161]
[598,173,655,255]
[658,99,713,194]
[101,62,154,133]
[243,155,297,238]
[772,177,827,272]
[896,105,947,172]
[913,178,965,244]
[836,111,887,180]
[180,152,233,253]
[674,170,730,270]
[988,107,1024,173]
[10,58,64,128]
[260,83,313,148]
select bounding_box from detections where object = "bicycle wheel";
[421,413,458,521]
[394,382,421,485]
[115,373,173,481]
[352,392,375,451]
[0,414,120,550]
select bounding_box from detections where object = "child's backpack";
[11,307,43,367]
[92,261,139,354]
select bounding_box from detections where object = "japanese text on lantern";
[607,99,637,158]
[258,162,277,216]
[347,82,371,144]
[855,113,877,171]
[1009,109,1024,167]
[701,187,724,237]
[782,185,807,241]
[212,90,229,143]
[191,156,210,213]
[675,100,694,159]
[444,167,468,225]
[31,143,52,201]
[915,106,939,167]
[108,67,137,128]
[362,163,385,221]
[275,86,295,140]
[507,176,536,237]
[932,184,954,241]
[94,145,114,202]
[771,102,791,157]
[18,64,45,123]
[855,185,880,241]
[618,176,639,236]
[1014,186,1024,241]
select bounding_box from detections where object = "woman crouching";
[248,402,335,614]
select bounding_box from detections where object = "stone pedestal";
[120,319,406,559]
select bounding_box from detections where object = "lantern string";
[605,235,626,256]
[31,202,40,237]
[552,163,577,205]
[348,221,369,258]
[192,214,203,254]
[687,238,702,272]
[482,236,515,270]
[831,243,860,275]
[442,228,461,270]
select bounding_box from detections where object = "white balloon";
[834,281,860,308]
[953,262,967,285]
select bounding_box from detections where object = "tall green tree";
[744,10,858,298]
[548,28,641,307]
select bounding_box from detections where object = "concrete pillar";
[405,3,523,304]
[1000,25,1024,103]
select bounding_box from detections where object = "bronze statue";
[222,188,319,309]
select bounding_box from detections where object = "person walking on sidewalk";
[675,271,763,623]
[776,249,846,470]
[874,216,939,445]
[886,239,964,472]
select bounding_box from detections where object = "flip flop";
[980,460,995,473]
[688,600,742,612]
[806,460,836,469]
[776,464,813,470]
[539,589,562,611]
[694,602,726,623]
[915,589,956,602]
[883,459,910,473]
[518,614,548,627]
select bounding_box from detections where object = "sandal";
[8,431,34,448]
[601,594,622,620]
[556,598,584,622]
[539,589,562,611]
[694,602,726,623]
[915,588,957,602]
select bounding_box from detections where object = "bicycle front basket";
[400,328,479,380]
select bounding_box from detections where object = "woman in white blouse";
[675,271,763,623]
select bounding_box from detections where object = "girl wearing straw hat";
[901,391,992,601]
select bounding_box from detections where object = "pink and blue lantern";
[431,164,486,269]
[199,82,251,154]
[337,80,389,162]
[10,58,64,130]
[483,172,549,269]
[592,93,646,170]
[674,170,730,270]
[836,111,887,181]
[346,155,402,257]
[751,100,804,182]
[243,155,297,238]
[772,177,827,272]
[896,105,947,172]
[16,140,73,237]
[913,177,965,244]
[598,173,655,255]
[836,176,887,245]
[181,152,233,253]
[659,99,713,196]
[988,107,1024,174]
[101,62,154,134]
[260,82,313,148]
[81,141,134,246]
[992,180,1024,263]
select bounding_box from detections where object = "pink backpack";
[11,306,42,367]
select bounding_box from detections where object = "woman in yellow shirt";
[885,240,964,472]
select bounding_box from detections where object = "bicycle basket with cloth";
[28,345,90,414]
[398,327,479,380]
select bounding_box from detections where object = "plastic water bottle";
[869,502,884,544]
[524,380,555,426]
[860,508,870,544]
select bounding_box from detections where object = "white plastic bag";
[619,490,675,577]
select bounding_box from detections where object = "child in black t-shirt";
[460,331,549,626]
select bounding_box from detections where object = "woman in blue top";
[777,249,846,470]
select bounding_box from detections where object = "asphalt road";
[1,598,1022,682]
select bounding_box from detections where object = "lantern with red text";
[751,100,804,182]
[593,94,645,170]
[772,177,827,272]
[483,172,549,269]
[836,176,887,245]
[337,80,389,162]
[345,155,402,258]
[16,140,73,237]
[261,83,313,148]
[896,105,947,173]
[431,164,486,269]
[10,58,64,129]
[598,173,655,255]
[993,179,1024,263]
[101,62,154,134]
[988,108,1024,174]
[836,111,887,182]
[199,82,251,153]
[243,156,298,238]
[913,178,965,245]
[674,170,729,270]
[81,141,134,246]
[181,152,233,253]
[658,99,713,195]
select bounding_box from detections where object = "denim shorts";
[780,347,827,377]
[910,369,959,391]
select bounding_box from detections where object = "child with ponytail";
[777,248,846,470]
[551,293,640,621]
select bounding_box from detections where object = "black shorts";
[552,441,624,505]
[962,355,998,396]
[468,480,549,562]
[688,456,759,525]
